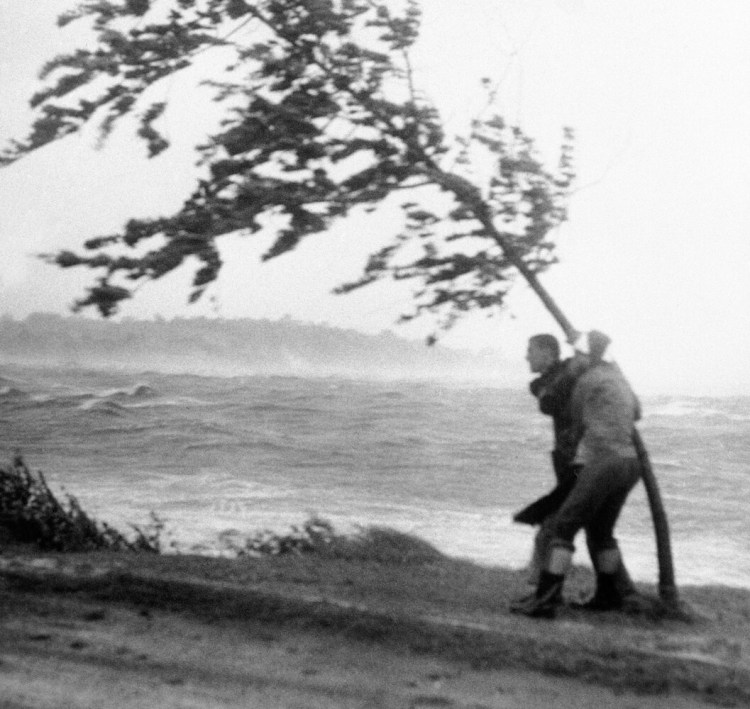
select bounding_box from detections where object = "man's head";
[526,334,560,374]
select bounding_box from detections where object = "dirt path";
[0,586,724,709]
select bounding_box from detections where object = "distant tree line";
[0,312,500,378]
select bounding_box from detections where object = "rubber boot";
[615,561,638,599]
[586,533,637,599]
[572,572,623,611]
[511,571,564,619]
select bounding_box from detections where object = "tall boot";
[573,572,623,611]
[587,533,637,599]
[614,559,638,600]
[510,570,564,619]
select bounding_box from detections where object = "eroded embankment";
[0,550,748,707]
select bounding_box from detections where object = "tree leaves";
[4,0,574,337]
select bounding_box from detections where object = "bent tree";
[2,0,676,603]
[2,0,573,334]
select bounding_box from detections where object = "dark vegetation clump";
[226,516,445,565]
[0,456,162,553]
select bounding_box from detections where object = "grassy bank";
[2,542,749,707]
[2,459,749,706]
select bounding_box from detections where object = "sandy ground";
[0,572,732,709]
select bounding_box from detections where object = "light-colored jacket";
[570,362,640,465]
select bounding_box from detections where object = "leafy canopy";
[3,0,574,338]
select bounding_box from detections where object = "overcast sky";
[1,1,749,395]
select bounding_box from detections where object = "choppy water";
[1,365,748,588]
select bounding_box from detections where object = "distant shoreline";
[0,312,521,385]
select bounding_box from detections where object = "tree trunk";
[632,429,678,602]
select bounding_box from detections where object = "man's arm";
[533,360,583,417]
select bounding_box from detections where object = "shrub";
[0,456,162,553]
[228,516,445,565]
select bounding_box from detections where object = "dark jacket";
[529,357,586,469]
[514,357,589,525]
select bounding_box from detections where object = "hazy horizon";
[0,310,745,397]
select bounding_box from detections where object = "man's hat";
[587,330,611,363]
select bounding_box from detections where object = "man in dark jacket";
[516,334,583,581]
[515,333,637,605]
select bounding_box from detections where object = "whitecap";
[0,386,27,399]
[78,399,127,416]
[99,383,157,401]
[647,400,724,418]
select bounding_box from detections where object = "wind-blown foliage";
[3,0,574,337]
[220,515,445,563]
[0,456,163,552]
